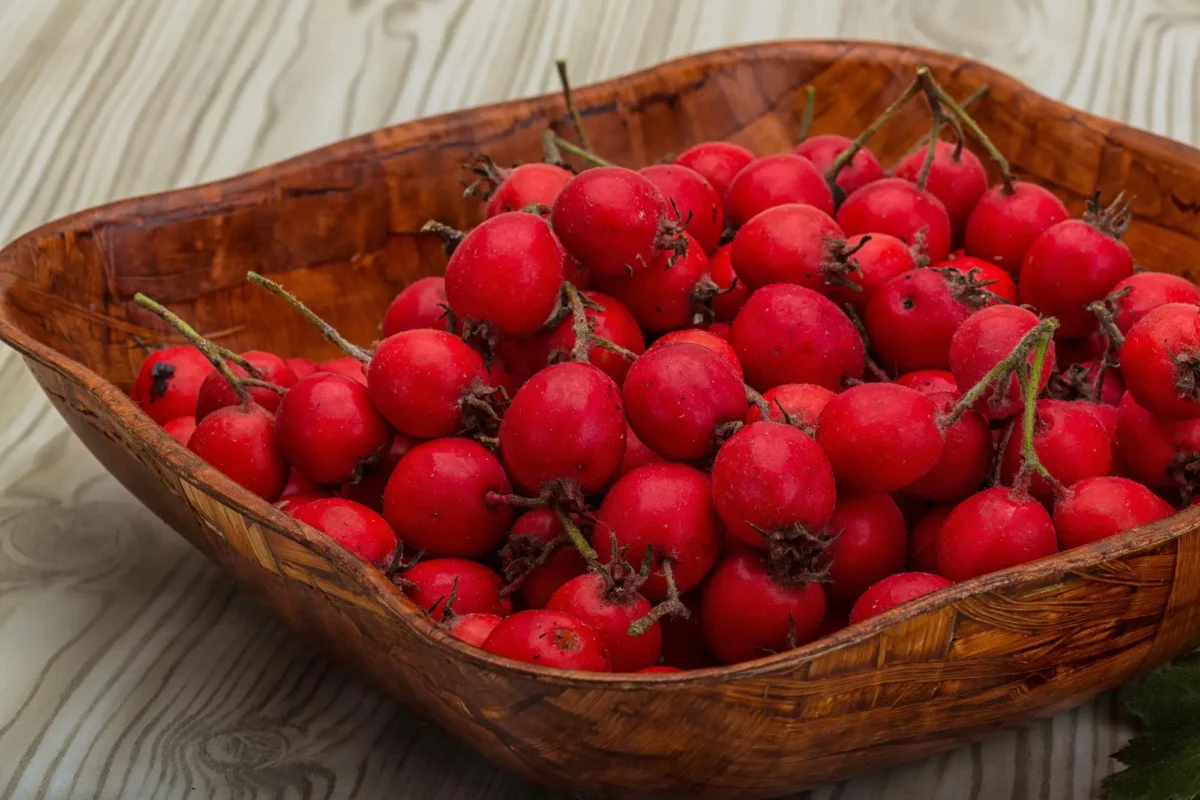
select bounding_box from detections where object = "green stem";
[627,560,688,637]
[824,72,923,184]
[542,129,569,169]
[797,85,816,142]
[895,83,988,164]
[927,74,1015,192]
[554,506,599,565]
[421,220,466,256]
[555,59,592,153]
[1015,331,1060,492]
[134,294,252,406]
[551,134,612,167]
[939,317,1060,430]
[245,272,372,364]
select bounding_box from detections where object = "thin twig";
[556,59,591,152]
[246,272,372,364]
[134,294,252,406]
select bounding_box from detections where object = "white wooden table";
[1,1,1194,797]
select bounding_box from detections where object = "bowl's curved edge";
[5,38,1200,797]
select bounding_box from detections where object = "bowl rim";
[3,38,1199,688]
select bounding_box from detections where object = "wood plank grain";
[0,0,1195,797]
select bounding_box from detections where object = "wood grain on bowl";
[4,41,1200,799]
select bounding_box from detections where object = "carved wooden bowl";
[4,41,1200,799]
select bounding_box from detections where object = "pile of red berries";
[128,64,1198,674]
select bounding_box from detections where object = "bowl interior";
[6,41,1200,391]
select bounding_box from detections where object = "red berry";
[793,134,883,196]
[936,487,1058,581]
[484,162,572,217]
[623,343,747,462]
[674,141,755,198]
[400,559,512,621]
[639,164,725,254]
[746,383,835,428]
[895,369,958,396]
[595,463,723,599]
[825,233,918,313]
[909,505,952,574]
[836,178,953,263]
[934,255,1018,304]
[1056,332,1106,367]
[999,399,1113,504]
[964,182,1069,272]
[550,166,677,280]
[499,508,588,609]
[617,421,667,478]
[367,330,486,438]
[444,212,566,337]
[1121,303,1200,420]
[482,609,611,671]
[539,290,645,385]
[903,391,992,503]
[849,572,953,624]
[729,204,844,292]
[285,358,318,380]
[706,322,732,340]
[382,276,449,337]
[1048,360,1124,406]
[699,550,826,665]
[823,494,908,609]
[650,330,741,379]
[131,346,213,425]
[383,438,514,559]
[724,155,834,226]
[865,268,992,373]
[319,356,367,385]
[189,404,288,501]
[949,305,1056,420]
[600,232,710,334]
[195,351,298,421]
[162,415,196,446]
[1019,210,1134,338]
[499,362,626,495]
[444,613,503,647]
[707,244,750,322]
[1054,476,1174,550]
[731,284,864,391]
[816,383,943,494]
[711,422,837,551]
[547,573,661,672]
[1115,392,1200,488]
[275,372,392,485]
[1109,272,1200,335]
[893,141,988,238]
[290,498,398,569]
[1080,401,1123,476]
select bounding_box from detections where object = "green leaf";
[1105,654,1200,800]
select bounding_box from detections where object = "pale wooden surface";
[0,1,1193,797]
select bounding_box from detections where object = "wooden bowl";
[3,40,1200,799]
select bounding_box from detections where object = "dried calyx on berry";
[1083,190,1133,240]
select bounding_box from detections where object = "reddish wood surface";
[4,41,1200,799]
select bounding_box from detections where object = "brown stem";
[134,293,253,406]
[555,59,592,153]
[745,385,771,420]
[627,560,689,637]
[246,272,372,364]
[421,220,466,256]
[938,317,1060,431]
[562,282,594,363]
[499,533,567,599]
